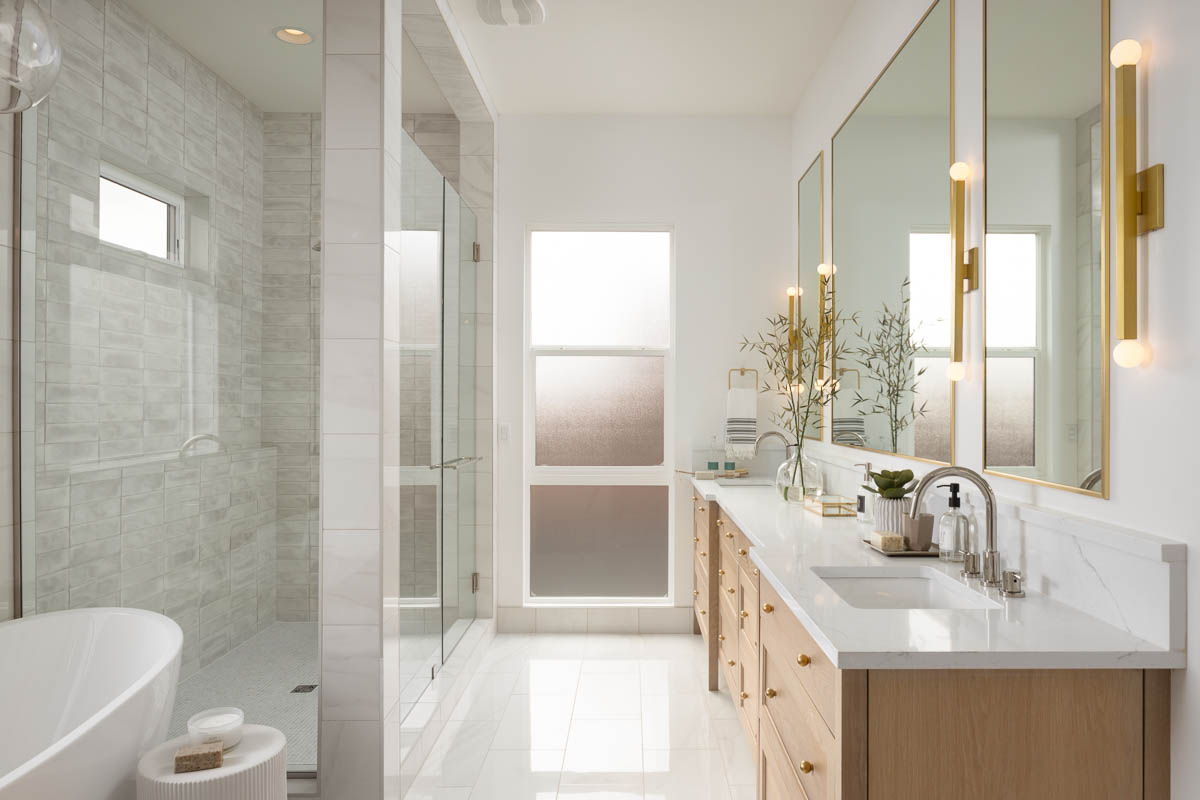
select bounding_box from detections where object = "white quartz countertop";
[692,478,1184,669]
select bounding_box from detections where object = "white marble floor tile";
[561,718,644,783]
[573,672,642,719]
[468,749,563,800]
[450,671,521,721]
[643,749,732,800]
[492,693,576,750]
[414,719,499,787]
[557,786,644,800]
[640,694,720,750]
[512,658,583,695]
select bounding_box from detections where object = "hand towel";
[725,387,758,461]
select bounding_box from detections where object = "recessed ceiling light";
[274,27,313,45]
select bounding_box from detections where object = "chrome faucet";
[179,433,223,457]
[753,430,791,455]
[908,465,1002,587]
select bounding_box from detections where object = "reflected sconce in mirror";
[1111,39,1165,369]
[948,161,977,382]
[816,263,836,384]
[786,285,802,376]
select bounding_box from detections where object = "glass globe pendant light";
[0,0,61,113]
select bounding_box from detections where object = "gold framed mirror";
[982,0,1109,497]
[797,151,824,441]
[830,0,954,462]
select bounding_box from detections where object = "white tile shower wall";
[32,447,278,678]
[263,112,321,621]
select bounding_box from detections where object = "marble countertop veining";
[692,479,1185,669]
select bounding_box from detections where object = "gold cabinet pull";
[797,653,811,667]
[693,590,700,597]
[737,548,747,556]
[765,688,777,699]
[726,587,735,594]
[740,691,749,700]
[718,569,725,576]
[716,519,724,526]
[762,603,774,614]
[699,609,707,616]
[725,532,735,539]
[692,496,698,501]
[727,659,736,667]
[718,633,725,641]
[740,610,749,618]
[700,551,707,558]
[753,568,759,576]
[693,536,700,543]
[698,507,706,513]
[799,760,814,774]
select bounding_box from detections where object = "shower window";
[526,229,674,604]
[98,165,183,263]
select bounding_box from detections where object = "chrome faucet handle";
[983,551,1003,587]
[961,552,981,578]
[1001,569,1025,598]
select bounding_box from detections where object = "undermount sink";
[811,566,1002,610]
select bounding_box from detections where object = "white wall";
[495,115,793,627]
[792,0,1200,792]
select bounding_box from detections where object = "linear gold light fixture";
[948,161,978,382]
[816,263,836,386]
[1111,38,1164,369]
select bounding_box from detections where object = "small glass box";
[803,494,857,517]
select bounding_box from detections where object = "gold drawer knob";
[725,532,735,539]
[726,587,735,594]
[717,519,724,526]
[797,653,811,667]
[699,609,707,616]
[718,569,726,576]
[753,568,759,576]
[693,536,700,543]
[740,691,749,700]
[698,507,706,512]
[765,688,777,699]
[762,603,774,614]
[700,551,708,558]
[740,610,749,618]
[692,496,698,501]
[718,634,725,641]
[737,548,747,556]
[799,760,814,774]
[693,590,700,597]
[727,659,736,667]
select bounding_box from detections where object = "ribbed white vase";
[873,496,911,535]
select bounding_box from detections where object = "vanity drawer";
[694,540,712,579]
[719,591,737,657]
[693,495,711,535]
[760,580,836,735]
[738,628,759,734]
[760,707,811,800]
[693,590,710,639]
[762,641,835,800]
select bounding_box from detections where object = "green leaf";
[881,487,909,499]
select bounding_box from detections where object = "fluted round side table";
[137,724,286,800]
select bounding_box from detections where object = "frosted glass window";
[530,485,668,598]
[536,356,664,466]
[912,356,951,463]
[986,357,1035,466]
[531,231,670,347]
[99,176,176,261]
[985,233,1038,347]
[908,232,952,348]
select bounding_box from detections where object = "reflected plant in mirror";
[850,279,930,453]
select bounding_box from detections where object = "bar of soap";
[870,531,906,552]
[174,742,224,774]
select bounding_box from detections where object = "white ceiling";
[444,0,855,115]
[124,0,323,112]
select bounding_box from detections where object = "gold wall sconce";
[1111,38,1165,369]
[816,263,836,384]
[948,161,978,382]
[787,285,801,377]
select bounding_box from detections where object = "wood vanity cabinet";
[695,499,1172,800]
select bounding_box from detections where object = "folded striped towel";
[725,387,758,461]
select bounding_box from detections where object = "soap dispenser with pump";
[936,483,967,563]
[854,462,873,524]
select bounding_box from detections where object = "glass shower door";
[440,184,478,660]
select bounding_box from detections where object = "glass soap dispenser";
[937,483,967,562]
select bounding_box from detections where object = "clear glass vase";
[776,445,823,504]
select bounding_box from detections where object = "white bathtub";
[0,608,183,800]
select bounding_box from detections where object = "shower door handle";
[429,456,483,470]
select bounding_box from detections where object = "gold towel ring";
[728,367,760,390]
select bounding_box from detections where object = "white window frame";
[983,226,1049,475]
[522,224,676,607]
[99,162,185,264]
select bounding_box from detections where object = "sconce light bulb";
[795,287,803,297]
[948,161,970,181]
[947,361,967,382]
[1110,39,1142,67]
[791,382,805,395]
[787,286,797,297]
[1113,338,1146,368]
[817,263,837,277]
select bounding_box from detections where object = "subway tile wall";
[263,112,321,621]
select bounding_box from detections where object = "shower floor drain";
[291,684,318,693]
